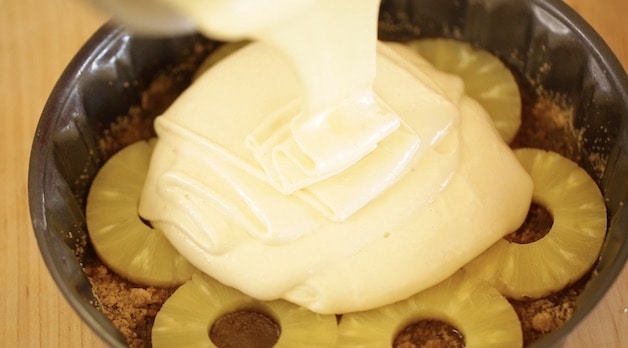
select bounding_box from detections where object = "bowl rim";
[28,0,628,346]
[29,22,132,348]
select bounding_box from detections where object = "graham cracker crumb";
[84,263,175,348]
[510,276,587,345]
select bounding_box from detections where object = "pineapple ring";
[337,271,522,348]
[86,139,196,287]
[152,273,338,348]
[408,38,522,143]
[464,148,607,299]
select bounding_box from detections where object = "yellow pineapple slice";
[408,38,522,143]
[86,139,195,286]
[152,273,338,348]
[464,148,607,299]
[337,270,522,348]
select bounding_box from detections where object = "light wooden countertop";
[1,0,626,346]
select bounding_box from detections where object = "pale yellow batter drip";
[139,0,533,313]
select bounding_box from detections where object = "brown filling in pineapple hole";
[393,320,465,348]
[504,202,553,244]
[209,310,281,348]
[209,311,469,348]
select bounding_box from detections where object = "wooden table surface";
[1,0,626,346]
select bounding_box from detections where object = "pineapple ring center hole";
[393,319,465,347]
[209,309,281,348]
[504,202,553,244]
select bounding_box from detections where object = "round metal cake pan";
[29,0,628,346]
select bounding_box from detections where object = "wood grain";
[0,0,625,347]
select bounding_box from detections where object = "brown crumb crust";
[84,263,176,348]
[511,85,583,162]
[509,273,591,345]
